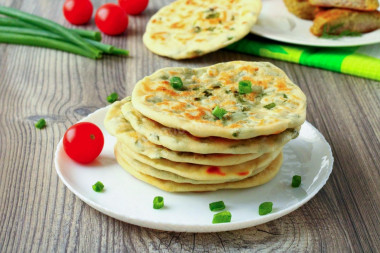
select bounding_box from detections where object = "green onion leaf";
[193,26,201,33]
[259,202,273,215]
[206,12,220,19]
[212,106,227,120]
[35,118,46,129]
[153,196,164,209]
[107,92,119,103]
[291,175,302,188]
[92,181,104,192]
[238,80,252,94]
[169,76,183,90]
[283,94,288,99]
[264,103,276,110]
[212,211,231,224]
[209,201,226,211]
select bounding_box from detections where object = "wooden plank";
[0,0,379,252]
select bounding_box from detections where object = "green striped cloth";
[226,35,380,81]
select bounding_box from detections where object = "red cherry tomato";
[118,0,149,15]
[95,3,129,35]
[63,0,93,25]
[63,122,104,164]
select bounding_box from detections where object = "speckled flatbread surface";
[143,0,261,59]
[132,61,306,139]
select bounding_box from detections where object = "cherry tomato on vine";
[63,122,104,164]
[63,0,93,25]
[118,0,149,15]
[95,3,129,35]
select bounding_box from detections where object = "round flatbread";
[115,143,267,185]
[132,61,306,139]
[116,141,282,182]
[143,0,261,59]
[123,98,299,154]
[115,149,283,192]
[105,98,264,166]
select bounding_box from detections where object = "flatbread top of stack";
[143,0,261,59]
[132,61,307,139]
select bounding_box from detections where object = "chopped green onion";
[292,175,302,188]
[212,106,227,120]
[169,76,183,90]
[238,80,252,94]
[35,118,46,129]
[203,90,213,97]
[232,131,239,137]
[206,12,220,19]
[264,103,276,110]
[259,202,273,215]
[92,181,104,192]
[193,26,201,33]
[283,94,288,99]
[153,196,164,209]
[212,211,231,224]
[209,201,226,211]
[107,92,119,103]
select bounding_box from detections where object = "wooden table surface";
[1,0,379,252]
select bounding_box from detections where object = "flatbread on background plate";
[143,0,261,59]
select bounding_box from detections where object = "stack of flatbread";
[105,61,307,192]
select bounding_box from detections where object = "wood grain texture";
[0,0,379,252]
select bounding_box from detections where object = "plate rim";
[55,107,334,233]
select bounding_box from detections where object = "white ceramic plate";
[251,0,380,47]
[55,107,333,233]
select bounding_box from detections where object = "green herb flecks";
[232,131,240,137]
[291,175,302,188]
[212,106,227,120]
[92,181,104,192]
[283,94,288,99]
[264,103,276,110]
[206,27,216,32]
[169,76,183,90]
[321,23,362,39]
[212,211,231,224]
[193,26,202,33]
[227,36,234,41]
[153,196,164,209]
[209,201,226,212]
[238,80,252,94]
[203,90,213,97]
[35,118,46,129]
[259,202,273,215]
[107,92,118,103]
[206,12,220,19]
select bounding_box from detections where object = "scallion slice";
[35,118,46,129]
[212,106,227,120]
[92,181,104,192]
[209,201,225,211]
[264,103,276,110]
[291,175,301,188]
[259,202,273,215]
[169,76,183,90]
[107,92,119,103]
[153,196,164,209]
[212,211,231,224]
[238,80,252,94]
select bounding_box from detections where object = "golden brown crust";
[310,9,380,36]
[283,0,320,20]
[309,0,379,11]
